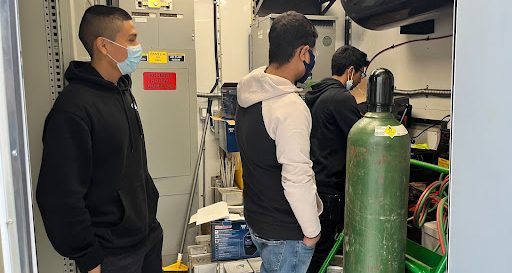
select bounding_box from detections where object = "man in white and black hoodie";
[305,45,369,273]
[37,6,162,273]
[236,11,323,273]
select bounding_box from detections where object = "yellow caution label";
[148,51,168,64]
[141,0,173,9]
[438,158,450,168]
[375,125,408,138]
[384,126,397,138]
[148,0,162,8]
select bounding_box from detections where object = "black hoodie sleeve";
[331,93,362,135]
[36,110,104,272]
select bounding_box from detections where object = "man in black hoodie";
[305,45,369,273]
[36,6,162,273]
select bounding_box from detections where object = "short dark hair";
[331,45,369,76]
[79,5,132,57]
[268,11,318,65]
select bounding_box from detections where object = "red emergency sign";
[143,72,176,90]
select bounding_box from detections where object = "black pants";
[307,193,344,273]
[102,223,163,273]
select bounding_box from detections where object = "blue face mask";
[105,39,143,75]
[297,49,316,84]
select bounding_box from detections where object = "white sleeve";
[263,97,323,238]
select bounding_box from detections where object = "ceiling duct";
[254,0,322,17]
[341,0,453,30]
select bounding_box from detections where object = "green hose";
[410,159,449,174]
[433,242,441,253]
[437,197,449,253]
[439,173,445,181]
[413,181,441,227]
[440,181,450,198]
[318,232,344,273]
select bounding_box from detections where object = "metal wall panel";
[120,0,198,262]
[449,0,512,272]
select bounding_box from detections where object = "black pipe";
[207,0,221,115]
[344,15,351,45]
[394,88,451,97]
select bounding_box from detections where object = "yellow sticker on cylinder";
[375,125,408,138]
[148,51,168,64]
[384,126,397,138]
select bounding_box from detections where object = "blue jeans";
[250,231,315,273]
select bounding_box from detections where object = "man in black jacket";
[37,6,162,273]
[305,45,369,273]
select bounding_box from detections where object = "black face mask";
[297,49,316,84]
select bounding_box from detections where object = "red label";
[143,72,176,90]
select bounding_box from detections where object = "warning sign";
[148,51,168,64]
[169,53,185,62]
[143,72,176,90]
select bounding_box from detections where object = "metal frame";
[253,0,265,16]
[0,0,39,272]
[344,15,351,45]
[43,0,65,101]
[320,0,336,15]
[43,1,77,270]
[201,0,223,209]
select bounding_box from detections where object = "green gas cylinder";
[343,68,410,273]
